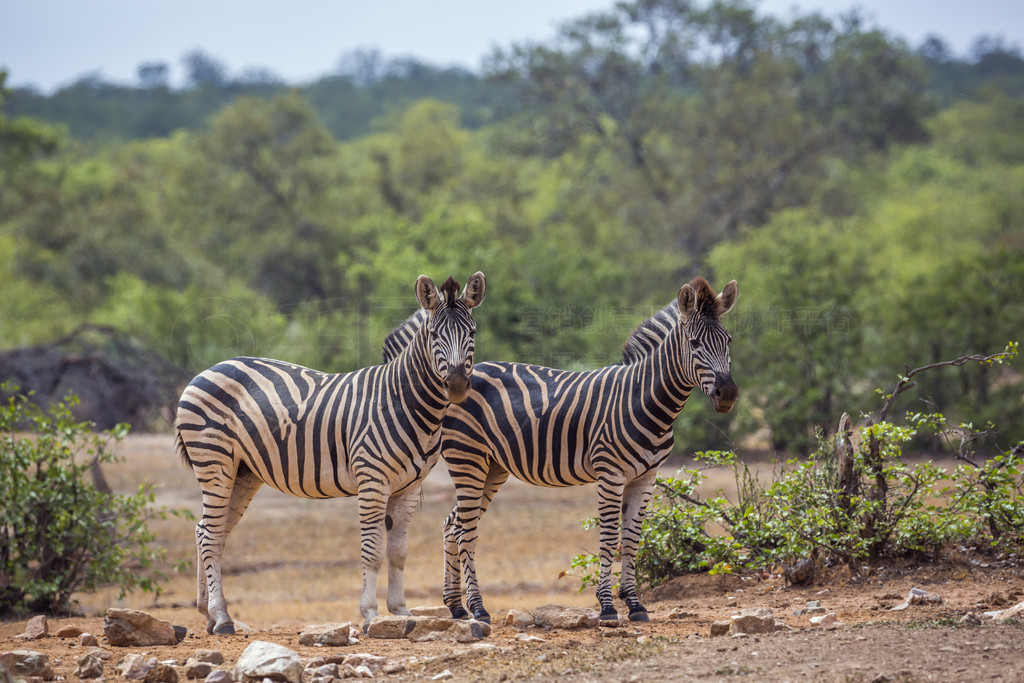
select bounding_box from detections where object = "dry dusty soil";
[3,436,1023,682]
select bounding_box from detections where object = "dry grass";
[87,434,613,628]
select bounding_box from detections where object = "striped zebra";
[175,272,486,634]
[382,277,737,622]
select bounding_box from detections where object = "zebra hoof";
[628,610,650,622]
[472,609,491,624]
[449,605,471,620]
[212,623,236,635]
[599,609,619,621]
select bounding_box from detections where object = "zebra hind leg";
[194,462,263,635]
[384,485,420,617]
[442,507,470,619]
[618,472,657,622]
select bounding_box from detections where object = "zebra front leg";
[596,473,627,620]
[457,464,509,623]
[384,485,420,616]
[442,506,470,619]
[618,471,657,622]
[357,483,389,630]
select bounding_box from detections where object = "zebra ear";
[460,271,486,309]
[416,275,441,312]
[677,284,697,320]
[717,280,738,316]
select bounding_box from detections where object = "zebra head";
[415,271,487,403]
[677,277,739,413]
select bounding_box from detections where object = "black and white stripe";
[175,272,485,634]
[384,276,738,622]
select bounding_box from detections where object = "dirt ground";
[3,435,1023,682]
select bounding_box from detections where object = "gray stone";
[80,633,99,647]
[730,609,777,635]
[907,587,942,606]
[710,620,731,637]
[104,609,179,647]
[120,654,159,680]
[203,671,235,683]
[959,612,982,625]
[668,608,695,620]
[0,651,54,680]
[184,660,214,679]
[192,651,225,666]
[795,600,827,615]
[73,653,104,679]
[298,622,360,646]
[85,647,112,661]
[503,609,533,629]
[173,625,189,643]
[306,663,338,679]
[365,615,414,639]
[341,654,387,673]
[408,606,452,618]
[531,604,593,630]
[143,663,179,683]
[234,641,303,683]
[407,619,490,643]
[352,664,373,677]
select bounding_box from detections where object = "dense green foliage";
[0,387,183,614]
[1,0,1022,452]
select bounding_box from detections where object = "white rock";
[513,633,546,643]
[809,612,838,627]
[234,641,304,683]
[503,609,533,629]
[431,670,454,681]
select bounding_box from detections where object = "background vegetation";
[2,0,1022,454]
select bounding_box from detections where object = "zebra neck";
[387,324,449,427]
[632,322,695,426]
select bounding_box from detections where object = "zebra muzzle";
[711,373,739,413]
[445,370,472,403]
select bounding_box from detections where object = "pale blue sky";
[2,0,1022,92]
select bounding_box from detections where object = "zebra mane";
[688,276,722,320]
[620,277,724,364]
[382,308,430,363]
[620,299,680,365]
[440,276,460,306]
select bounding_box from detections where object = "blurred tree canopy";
[1,0,1022,453]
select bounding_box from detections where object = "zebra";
[175,272,486,634]
[382,276,737,622]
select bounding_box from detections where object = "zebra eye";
[430,330,439,340]
[689,339,702,351]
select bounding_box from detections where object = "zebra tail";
[175,428,192,467]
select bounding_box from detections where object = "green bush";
[568,346,1023,591]
[0,386,182,615]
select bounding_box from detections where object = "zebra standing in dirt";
[175,272,486,634]
[383,277,738,622]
